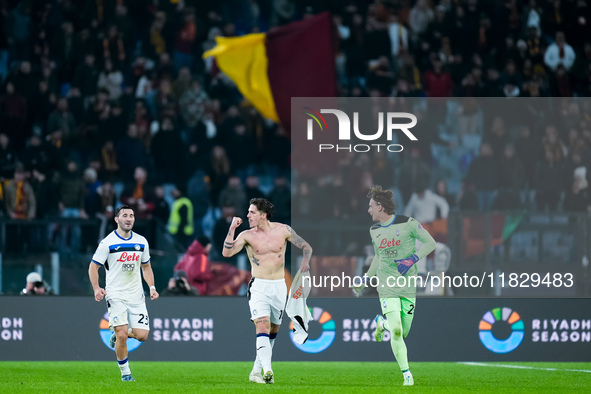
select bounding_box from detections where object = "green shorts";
[379,297,416,317]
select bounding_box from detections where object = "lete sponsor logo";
[379,238,401,249]
[116,252,140,262]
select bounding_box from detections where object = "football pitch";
[1,361,590,393]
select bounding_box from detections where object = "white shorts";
[106,298,150,331]
[247,278,287,325]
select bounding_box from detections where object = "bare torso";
[242,222,288,280]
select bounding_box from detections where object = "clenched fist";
[231,217,243,229]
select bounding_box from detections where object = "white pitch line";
[459,362,591,373]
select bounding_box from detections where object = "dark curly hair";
[250,198,274,220]
[115,205,134,217]
[367,185,396,215]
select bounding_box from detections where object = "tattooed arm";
[222,217,248,258]
[286,225,312,272]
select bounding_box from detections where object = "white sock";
[403,369,412,378]
[118,357,131,376]
[253,334,276,373]
[256,334,273,373]
[382,318,390,331]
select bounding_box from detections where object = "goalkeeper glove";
[350,276,368,298]
[396,254,419,276]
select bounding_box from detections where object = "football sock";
[385,311,409,371]
[253,332,276,373]
[256,333,273,373]
[118,357,131,376]
[401,313,413,338]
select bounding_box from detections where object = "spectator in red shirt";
[423,57,454,97]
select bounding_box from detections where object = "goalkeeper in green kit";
[353,185,436,386]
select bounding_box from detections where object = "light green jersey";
[366,214,436,298]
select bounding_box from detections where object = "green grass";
[0,362,590,393]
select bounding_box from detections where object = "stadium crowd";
[1,0,591,259]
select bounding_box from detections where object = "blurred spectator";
[50,21,76,83]
[179,79,210,131]
[174,236,251,295]
[30,169,55,219]
[367,56,394,95]
[100,140,119,182]
[100,25,126,70]
[409,0,433,44]
[20,272,49,296]
[423,58,454,97]
[245,175,265,202]
[218,175,247,213]
[458,179,479,210]
[403,186,449,224]
[120,166,155,219]
[151,116,186,184]
[542,125,568,163]
[466,142,498,211]
[534,150,564,212]
[47,97,77,145]
[6,2,32,63]
[83,167,102,217]
[55,159,87,252]
[172,67,193,102]
[398,146,430,204]
[116,124,149,182]
[207,145,231,206]
[30,80,57,133]
[132,99,152,149]
[153,185,171,224]
[293,180,312,219]
[544,31,576,72]
[7,62,37,110]
[263,126,291,178]
[563,166,591,212]
[97,59,124,100]
[73,53,100,104]
[493,143,526,210]
[172,9,198,72]
[143,12,167,60]
[268,176,291,224]
[487,117,509,159]
[223,123,257,180]
[0,133,18,179]
[162,270,199,296]
[435,179,456,211]
[515,126,542,188]
[187,166,210,237]
[4,165,36,220]
[168,184,194,249]
[96,181,116,217]
[0,82,28,150]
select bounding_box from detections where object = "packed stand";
[1,0,591,260]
